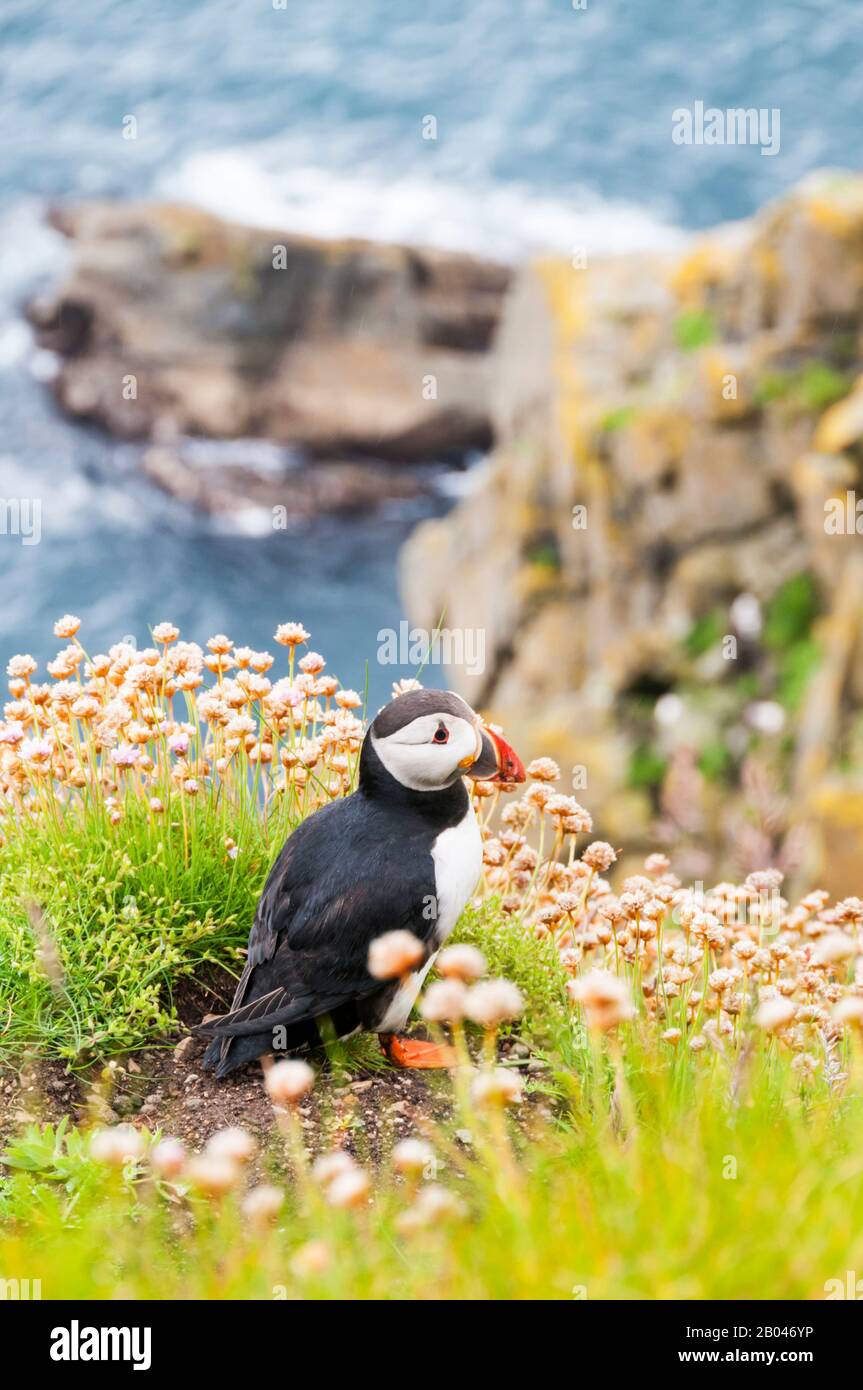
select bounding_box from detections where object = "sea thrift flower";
[397,1178,464,1234]
[291,1241,332,1277]
[6,654,36,679]
[835,897,863,925]
[437,944,486,982]
[525,783,553,811]
[464,979,524,1028]
[410,1184,463,1220]
[568,969,634,1032]
[206,1127,257,1165]
[111,744,141,769]
[582,841,617,872]
[471,1067,523,1107]
[265,1059,315,1105]
[482,838,507,867]
[392,1138,434,1175]
[745,868,784,894]
[833,997,863,1030]
[312,1151,358,1189]
[274,622,311,647]
[645,853,671,876]
[527,757,560,782]
[53,614,81,639]
[90,1125,144,1165]
[204,653,236,675]
[20,735,53,761]
[368,930,424,980]
[242,1184,285,1226]
[186,1155,241,1196]
[326,1167,371,1209]
[396,1184,465,1233]
[813,934,856,965]
[464,978,525,1034]
[755,998,796,1033]
[149,1138,187,1179]
[420,979,468,1023]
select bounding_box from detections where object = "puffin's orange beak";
[468,724,526,784]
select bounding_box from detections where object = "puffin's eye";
[432,724,449,744]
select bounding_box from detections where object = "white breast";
[371,804,483,1035]
[430,802,483,947]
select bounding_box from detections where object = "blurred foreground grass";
[2,1029,862,1299]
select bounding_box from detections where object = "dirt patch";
[0,1058,79,1146]
[0,971,541,1164]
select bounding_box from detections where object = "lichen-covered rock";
[28,201,510,460]
[402,172,863,884]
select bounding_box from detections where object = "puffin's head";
[367,689,525,793]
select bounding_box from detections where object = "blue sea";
[0,0,860,700]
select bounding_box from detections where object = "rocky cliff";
[402,172,863,889]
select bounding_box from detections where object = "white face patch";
[371,712,480,791]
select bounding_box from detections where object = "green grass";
[453,902,570,1046]
[0,793,298,1066]
[2,1042,863,1299]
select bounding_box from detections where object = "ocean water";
[0,0,860,700]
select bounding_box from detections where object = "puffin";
[198,688,525,1076]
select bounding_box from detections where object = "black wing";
[198,792,438,1043]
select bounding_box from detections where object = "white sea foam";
[0,200,68,301]
[157,146,686,262]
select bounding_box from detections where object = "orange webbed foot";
[379,1033,459,1069]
